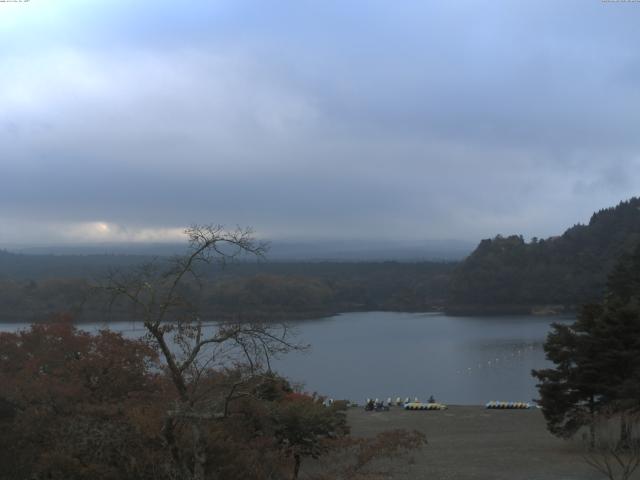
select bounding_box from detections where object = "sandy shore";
[343,406,607,480]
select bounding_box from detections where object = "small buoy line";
[455,344,537,376]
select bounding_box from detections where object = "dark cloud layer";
[1,0,640,245]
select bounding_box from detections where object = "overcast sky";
[1,0,640,246]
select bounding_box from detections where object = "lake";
[272,312,570,405]
[0,311,570,405]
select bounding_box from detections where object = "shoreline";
[0,305,575,325]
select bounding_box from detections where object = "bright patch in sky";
[65,222,186,243]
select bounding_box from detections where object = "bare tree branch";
[101,224,303,480]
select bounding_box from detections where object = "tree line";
[0,259,454,323]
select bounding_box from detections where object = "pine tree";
[532,305,605,440]
[533,243,640,440]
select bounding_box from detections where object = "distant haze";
[2,1,640,246]
[6,239,474,262]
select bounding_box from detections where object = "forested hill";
[447,197,640,314]
[0,250,455,322]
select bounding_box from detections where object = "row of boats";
[366,397,436,407]
[485,401,532,409]
[362,397,533,411]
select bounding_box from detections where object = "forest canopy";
[448,198,640,314]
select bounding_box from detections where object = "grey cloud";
[2,1,640,245]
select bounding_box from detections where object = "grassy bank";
[321,406,605,479]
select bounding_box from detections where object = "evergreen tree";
[533,243,640,440]
[532,305,605,440]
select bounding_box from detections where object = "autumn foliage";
[0,316,166,480]
[0,318,425,480]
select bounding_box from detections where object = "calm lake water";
[0,311,571,405]
[271,312,572,405]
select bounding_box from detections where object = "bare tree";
[582,409,640,480]
[104,225,304,480]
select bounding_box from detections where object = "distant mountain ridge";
[447,197,640,314]
[0,250,152,280]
